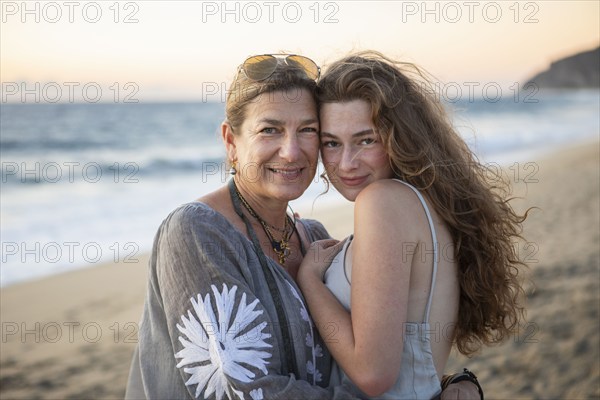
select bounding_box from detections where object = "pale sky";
[1,0,598,102]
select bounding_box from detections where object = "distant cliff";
[526,47,599,89]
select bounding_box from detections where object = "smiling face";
[320,99,395,201]
[225,88,320,205]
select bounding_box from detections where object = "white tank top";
[324,179,442,399]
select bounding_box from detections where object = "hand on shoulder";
[298,238,345,284]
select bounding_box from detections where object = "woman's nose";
[279,133,301,161]
[338,147,358,171]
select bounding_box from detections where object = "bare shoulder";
[355,179,426,219]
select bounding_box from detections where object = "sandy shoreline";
[446,139,600,399]
[1,141,598,399]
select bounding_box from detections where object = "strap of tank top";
[393,179,438,324]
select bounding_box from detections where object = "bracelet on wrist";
[441,368,484,400]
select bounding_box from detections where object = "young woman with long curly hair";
[298,51,528,399]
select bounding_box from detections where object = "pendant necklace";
[233,182,294,265]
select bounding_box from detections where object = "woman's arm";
[299,181,421,397]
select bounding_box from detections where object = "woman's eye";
[321,141,339,148]
[360,137,376,145]
[300,126,318,134]
[260,127,279,134]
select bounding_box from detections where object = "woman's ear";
[221,121,236,162]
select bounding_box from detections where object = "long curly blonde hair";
[317,51,529,355]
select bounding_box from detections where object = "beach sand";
[1,141,598,399]
[445,139,600,399]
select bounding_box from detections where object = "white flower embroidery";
[306,361,323,384]
[286,281,323,384]
[175,284,272,400]
[249,388,264,400]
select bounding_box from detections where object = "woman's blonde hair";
[318,51,529,355]
[226,59,318,131]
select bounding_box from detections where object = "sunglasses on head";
[239,54,321,82]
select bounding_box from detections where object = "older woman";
[125,54,480,399]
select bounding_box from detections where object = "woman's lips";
[269,167,303,180]
[338,175,368,187]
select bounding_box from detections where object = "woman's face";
[320,99,394,202]
[227,88,320,203]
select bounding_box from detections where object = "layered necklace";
[233,181,295,265]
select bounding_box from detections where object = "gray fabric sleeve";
[131,203,362,400]
[298,218,332,243]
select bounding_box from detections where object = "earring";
[229,160,237,176]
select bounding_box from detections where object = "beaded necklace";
[233,181,295,265]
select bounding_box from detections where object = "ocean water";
[1,91,598,287]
